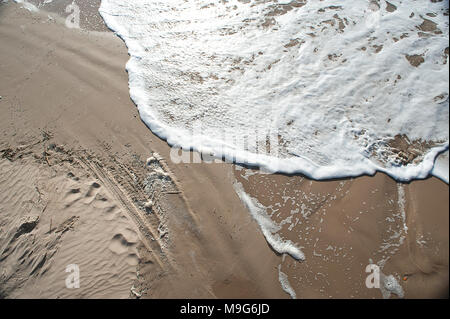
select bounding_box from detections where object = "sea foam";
[233,180,305,261]
[99,0,449,182]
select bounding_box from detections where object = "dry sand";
[0,1,448,299]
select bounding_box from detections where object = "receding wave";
[99,0,449,182]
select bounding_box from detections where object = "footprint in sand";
[86,182,101,197]
[64,186,83,208]
[125,253,139,266]
[108,233,135,255]
[83,181,112,208]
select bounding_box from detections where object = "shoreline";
[0,1,448,299]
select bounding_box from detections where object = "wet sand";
[235,169,448,298]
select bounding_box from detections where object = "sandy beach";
[0,1,448,299]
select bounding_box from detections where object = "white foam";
[278,265,297,299]
[13,0,39,12]
[233,180,305,261]
[99,0,449,182]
